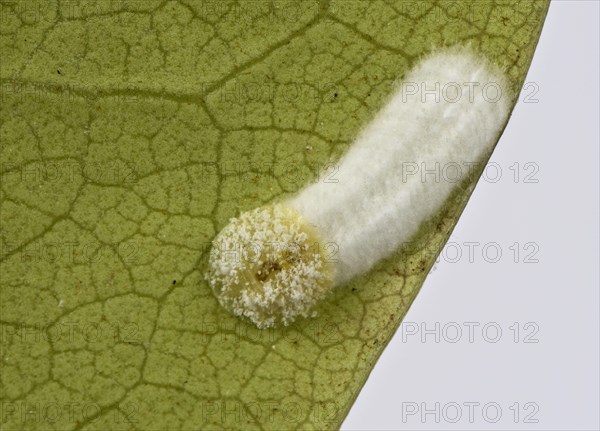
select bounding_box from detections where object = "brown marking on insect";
[255,261,282,281]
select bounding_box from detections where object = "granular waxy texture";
[207,205,334,328]
[209,47,511,328]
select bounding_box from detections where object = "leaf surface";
[0,1,548,429]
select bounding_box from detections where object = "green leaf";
[0,1,548,429]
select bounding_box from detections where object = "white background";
[342,2,600,430]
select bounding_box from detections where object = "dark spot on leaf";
[172,280,176,285]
